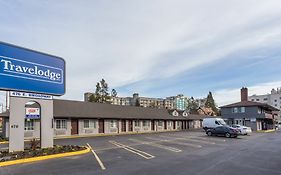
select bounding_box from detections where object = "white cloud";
[213,81,281,107]
[0,1,281,101]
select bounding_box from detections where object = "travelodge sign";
[0,42,65,96]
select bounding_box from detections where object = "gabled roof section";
[220,101,279,111]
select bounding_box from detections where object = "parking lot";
[1,130,281,175]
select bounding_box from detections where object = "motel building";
[0,99,210,139]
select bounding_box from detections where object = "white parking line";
[145,136,202,148]
[145,137,170,141]
[109,141,155,159]
[159,135,216,145]
[167,140,202,148]
[129,138,182,153]
[86,143,106,170]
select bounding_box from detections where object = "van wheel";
[225,133,231,138]
[207,131,212,136]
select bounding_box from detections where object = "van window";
[218,120,226,125]
[215,121,219,125]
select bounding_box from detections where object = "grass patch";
[0,145,86,162]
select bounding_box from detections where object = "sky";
[0,0,281,110]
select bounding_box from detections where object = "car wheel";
[225,132,231,138]
[207,131,212,136]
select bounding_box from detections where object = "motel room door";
[71,119,79,135]
[151,120,155,131]
[128,120,133,132]
[99,119,105,133]
[121,120,126,132]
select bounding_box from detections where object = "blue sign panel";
[26,115,40,119]
[0,42,65,96]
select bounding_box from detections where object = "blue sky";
[0,0,281,108]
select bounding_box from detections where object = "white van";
[202,118,226,131]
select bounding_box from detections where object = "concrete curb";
[0,146,90,167]
[0,141,8,144]
[257,129,275,133]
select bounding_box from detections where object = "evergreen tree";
[89,79,116,103]
[205,91,218,116]
[186,97,199,113]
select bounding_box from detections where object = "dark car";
[206,126,239,138]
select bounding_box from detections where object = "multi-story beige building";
[138,97,164,108]
[84,92,187,110]
[111,97,131,106]
[249,88,281,110]
[164,98,174,109]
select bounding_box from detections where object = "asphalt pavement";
[1,131,281,175]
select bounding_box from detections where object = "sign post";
[0,42,65,152]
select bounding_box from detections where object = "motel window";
[258,108,261,114]
[168,121,172,127]
[25,119,34,131]
[241,107,245,113]
[143,120,150,127]
[158,121,163,127]
[232,107,238,113]
[110,120,117,128]
[56,119,67,129]
[84,120,96,129]
[134,120,140,127]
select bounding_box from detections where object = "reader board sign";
[26,108,40,119]
[0,42,65,96]
[10,91,53,100]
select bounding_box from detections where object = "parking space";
[1,131,281,175]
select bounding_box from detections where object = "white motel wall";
[2,118,203,139]
[0,99,208,139]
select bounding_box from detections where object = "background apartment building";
[84,92,188,110]
[249,88,281,121]
[195,98,207,108]
[249,88,281,110]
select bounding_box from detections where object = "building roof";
[0,99,211,120]
[220,101,279,111]
[0,110,9,117]
[54,99,198,120]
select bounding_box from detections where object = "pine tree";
[89,79,116,103]
[205,92,218,116]
[186,97,199,113]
